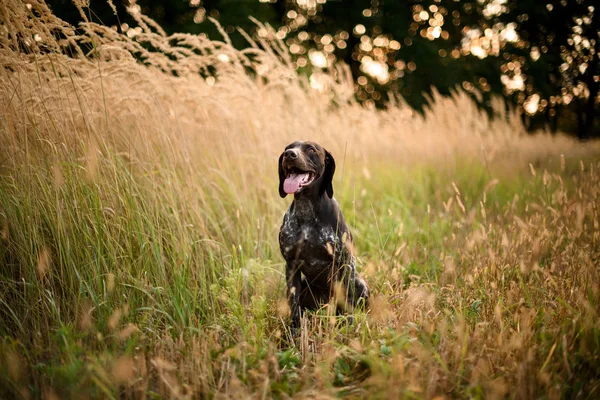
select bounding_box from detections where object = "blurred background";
[50,0,599,139]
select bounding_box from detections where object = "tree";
[47,0,599,138]
[278,0,514,112]
[48,0,284,48]
[473,0,599,138]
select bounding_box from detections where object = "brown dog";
[278,141,369,334]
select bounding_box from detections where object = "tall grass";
[1,1,599,398]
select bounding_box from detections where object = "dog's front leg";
[336,248,357,309]
[340,263,357,313]
[286,261,302,335]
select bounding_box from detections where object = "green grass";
[1,151,599,398]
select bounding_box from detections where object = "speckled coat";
[278,141,369,333]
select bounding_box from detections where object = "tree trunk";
[544,104,557,134]
[582,78,598,139]
[577,98,587,140]
[551,107,559,134]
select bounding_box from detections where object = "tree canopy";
[48,0,600,138]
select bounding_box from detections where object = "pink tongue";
[284,173,308,194]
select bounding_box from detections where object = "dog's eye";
[307,147,316,153]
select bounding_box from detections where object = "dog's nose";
[284,149,298,159]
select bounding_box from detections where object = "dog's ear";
[278,152,287,198]
[321,150,336,198]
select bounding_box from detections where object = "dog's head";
[278,141,336,198]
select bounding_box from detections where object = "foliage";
[46,0,600,138]
[492,0,599,138]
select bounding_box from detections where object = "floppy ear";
[278,152,287,198]
[321,150,336,198]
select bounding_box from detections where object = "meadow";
[1,1,599,398]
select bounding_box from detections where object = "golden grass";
[0,1,599,398]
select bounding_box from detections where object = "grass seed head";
[112,357,136,385]
[108,308,123,331]
[36,247,51,280]
[276,298,290,318]
[107,273,115,293]
[333,281,347,309]
[6,350,23,383]
[118,324,138,341]
[79,300,93,331]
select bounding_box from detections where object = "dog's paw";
[291,325,300,337]
[289,317,301,337]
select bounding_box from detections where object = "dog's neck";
[291,191,330,222]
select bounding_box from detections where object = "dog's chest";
[279,213,338,269]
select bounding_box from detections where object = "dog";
[278,141,369,333]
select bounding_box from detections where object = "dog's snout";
[284,149,298,160]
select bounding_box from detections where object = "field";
[1,1,599,398]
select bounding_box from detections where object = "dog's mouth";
[283,166,315,194]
